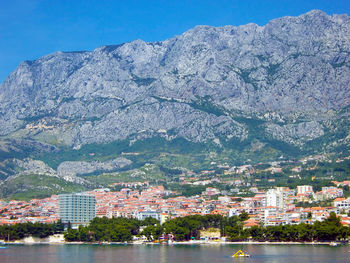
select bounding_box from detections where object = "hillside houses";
[0,183,349,227]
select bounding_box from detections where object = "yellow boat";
[232,249,250,258]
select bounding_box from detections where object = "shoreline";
[1,240,348,246]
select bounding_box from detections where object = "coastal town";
[1,153,350,245]
[1,183,350,228]
[1,2,350,262]
[1,154,350,230]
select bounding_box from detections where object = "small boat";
[232,249,250,258]
[329,242,338,247]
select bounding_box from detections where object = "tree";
[325,212,341,227]
[173,226,190,241]
[307,212,312,219]
[249,226,264,241]
[226,225,244,241]
[141,225,155,241]
[141,217,159,226]
[239,211,249,222]
[111,225,132,242]
[64,229,79,241]
[54,220,65,233]
[152,224,164,240]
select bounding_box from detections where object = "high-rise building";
[58,193,96,226]
[265,188,285,209]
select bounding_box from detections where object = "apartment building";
[58,193,96,226]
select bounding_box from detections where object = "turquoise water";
[0,244,349,263]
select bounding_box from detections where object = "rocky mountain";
[1,9,350,147]
[0,10,350,198]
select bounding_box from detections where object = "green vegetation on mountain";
[0,11,350,200]
[0,174,87,200]
[163,183,207,197]
[38,137,210,170]
[251,158,350,190]
[85,164,164,186]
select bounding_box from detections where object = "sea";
[0,244,349,263]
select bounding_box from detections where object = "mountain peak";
[304,9,328,16]
[0,10,349,156]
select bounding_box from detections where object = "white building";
[265,188,285,209]
[334,197,350,212]
[136,210,161,221]
[297,185,313,195]
[315,187,344,201]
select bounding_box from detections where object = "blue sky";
[1,0,350,83]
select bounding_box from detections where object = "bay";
[0,244,349,263]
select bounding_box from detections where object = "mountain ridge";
[0,10,349,198]
[1,10,349,146]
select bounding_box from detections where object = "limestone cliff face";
[0,10,349,148]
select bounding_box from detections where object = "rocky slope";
[0,157,132,198]
[0,10,349,149]
[0,10,350,198]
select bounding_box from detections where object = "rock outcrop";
[0,10,349,149]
